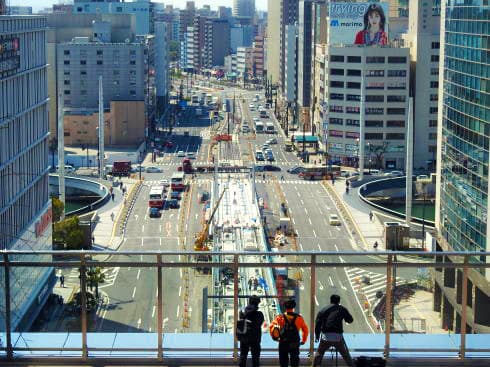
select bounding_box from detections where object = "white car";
[177,150,186,157]
[329,214,341,226]
[249,103,255,109]
[146,166,162,173]
[253,117,260,123]
[266,138,278,145]
[159,179,170,186]
[186,152,196,159]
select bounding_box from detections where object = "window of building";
[347,82,360,89]
[346,119,360,126]
[64,131,71,136]
[64,90,70,95]
[431,54,439,62]
[429,120,438,127]
[97,60,103,65]
[387,108,405,115]
[430,94,438,101]
[81,71,87,75]
[347,69,361,76]
[330,93,344,100]
[330,105,343,113]
[345,132,360,139]
[347,56,361,63]
[346,106,360,114]
[430,107,438,114]
[431,41,440,49]
[330,55,344,62]
[387,82,406,90]
[64,80,70,85]
[387,120,405,127]
[130,90,136,96]
[64,71,70,76]
[366,82,384,90]
[63,50,70,55]
[430,68,439,75]
[81,90,87,95]
[80,60,86,65]
[130,60,136,65]
[366,108,384,115]
[116,6,122,12]
[347,94,360,101]
[113,70,120,75]
[428,145,437,153]
[366,120,383,127]
[388,56,407,63]
[430,81,439,88]
[330,68,344,75]
[429,132,437,140]
[83,121,89,125]
[387,70,406,77]
[386,133,405,140]
[365,133,383,139]
[366,69,384,77]
[366,56,385,63]
[329,118,343,125]
[330,81,344,88]
[96,50,103,56]
[329,130,344,137]
[366,95,384,102]
[130,50,136,56]
[64,60,70,65]
[387,95,406,102]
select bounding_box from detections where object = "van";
[56,165,75,174]
[242,126,250,133]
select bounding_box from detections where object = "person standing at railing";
[237,295,264,367]
[312,294,354,367]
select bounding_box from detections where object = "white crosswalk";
[143,178,322,186]
[65,267,121,289]
[345,267,407,307]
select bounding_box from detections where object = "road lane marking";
[312,229,317,237]
[144,214,147,221]
[134,214,139,221]
[339,256,345,263]
[132,286,136,299]
[295,230,299,237]
[195,213,198,220]
[340,282,347,290]
[180,269,183,278]
[137,318,142,329]
[179,286,182,297]
[308,218,312,225]
[314,295,319,306]
[141,238,144,247]
[136,269,141,279]
[329,276,334,287]
[159,238,162,246]
[292,218,295,225]
[152,305,156,318]
[159,225,162,232]
[176,305,180,317]
[317,244,322,251]
[300,199,304,205]
[318,281,324,291]
[299,243,304,251]
[304,208,308,215]
[334,244,339,252]
[142,225,145,233]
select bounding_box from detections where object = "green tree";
[53,216,84,250]
[168,40,180,62]
[52,197,64,222]
[371,142,390,169]
[86,267,106,299]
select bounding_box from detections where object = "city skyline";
[8,0,268,11]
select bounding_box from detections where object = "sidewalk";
[92,177,137,251]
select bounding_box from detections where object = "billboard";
[328,2,389,46]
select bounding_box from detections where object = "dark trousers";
[279,342,300,367]
[239,341,261,367]
[312,336,353,367]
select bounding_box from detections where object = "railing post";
[384,254,393,358]
[3,253,13,359]
[460,256,469,359]
[309,254,317,360]
[80,253,88,359]
[233,254,239,361]
[157,254,163,361]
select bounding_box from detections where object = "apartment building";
[203,18,230,68]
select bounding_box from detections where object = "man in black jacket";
[239,295,265,367]
[312,294,354,367]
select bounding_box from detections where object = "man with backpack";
[312,294,354,367]
[269,298,309,367]
[237,295,264,367]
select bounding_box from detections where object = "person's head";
[330,294,341,305]
[363,4,386,31]
[284,298,296,310]
[249,295,261,306]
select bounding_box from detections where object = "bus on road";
[255,121,264,133]
[298,164,341,180]
[171,172,186,191]
[149,185,166,208]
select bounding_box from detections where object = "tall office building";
[297,0,313,110]
[279,0,299,96]
[203,19,230,68]
[266,0,281,84]
[233,0,255,18]
[435,1,490,332]
[0,16,54,330]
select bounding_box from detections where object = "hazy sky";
[9,0,268,12]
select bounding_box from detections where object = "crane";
[194,188,227,251]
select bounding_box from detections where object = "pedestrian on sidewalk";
[373,241,379,249]
[345,186,350,195]
[111,212,115,221]
[281,175,285,181]
[111,192,115,201]
[59,274,65,288]
[369,211,374,221]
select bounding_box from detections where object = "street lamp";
[355,137,360,169]
[367,142,371,173]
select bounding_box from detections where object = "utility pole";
[285,102,289,137]
[405,97,414,227]
[302,106,306,161]
[359,77,365,180]
[57,92,65,220]
[98,76,105,180]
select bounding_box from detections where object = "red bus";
[299,164,341,180]
[171,172,186,191]
[149,185,166,208]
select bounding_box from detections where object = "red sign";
[35,207,52,238]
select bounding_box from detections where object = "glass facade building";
[439,1,490,255]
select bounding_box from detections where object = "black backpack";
[236,309,256,343]
[279,313,300,347]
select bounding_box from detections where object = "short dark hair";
[249,295,261,306]
[363,3,386,31]
[284,298,296,309]
[330,294,341,304]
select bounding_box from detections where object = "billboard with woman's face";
[328,2,389,46]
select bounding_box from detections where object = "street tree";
[52,197,64,222]
[53,216,84,250]
[86,267,105,299]
[371,141,390,169]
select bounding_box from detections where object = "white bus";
[255,121,264,133]
[266,122,275,134]
[171,172,186,191]
[148,185,166,208]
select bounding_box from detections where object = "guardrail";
[118,180,143,236]
[0,250,488,364]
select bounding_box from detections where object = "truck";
[181,158,193,174]
[112,161,131,176]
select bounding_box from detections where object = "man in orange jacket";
[269,299,308,367]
